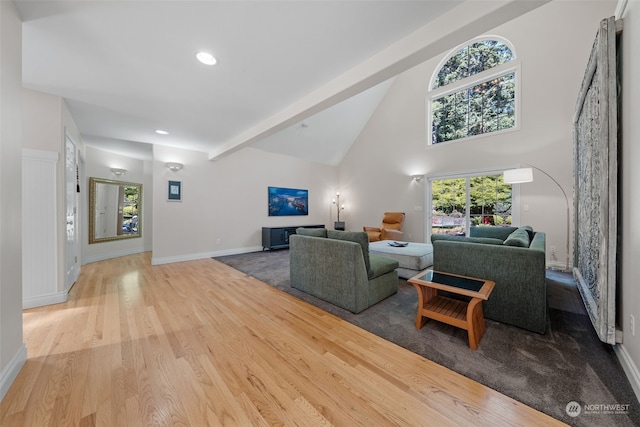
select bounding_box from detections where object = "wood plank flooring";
[0,252,567,426]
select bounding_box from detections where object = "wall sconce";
[332,192,345,230]
[165,162,183,171]
[411,174,424,183]
[110,168,127,176]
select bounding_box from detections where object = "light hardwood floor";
[1,253,567,426]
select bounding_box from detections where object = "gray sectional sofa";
[289,228,399,313]
[431,226,547,334]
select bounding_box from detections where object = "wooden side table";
[408,269,495,350]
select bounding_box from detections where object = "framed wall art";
[168,180,182,201]
[268,186,308,216]
[573,16,621,344]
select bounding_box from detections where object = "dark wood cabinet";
[262,225,324,251]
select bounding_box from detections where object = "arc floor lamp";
[503,165,570,272]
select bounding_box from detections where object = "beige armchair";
[363,212,405,242]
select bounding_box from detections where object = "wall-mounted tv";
[268,186,308,216]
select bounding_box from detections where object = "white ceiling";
[14,1,546,165]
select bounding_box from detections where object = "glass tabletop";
[416,270,485,292]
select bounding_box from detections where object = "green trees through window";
[431,174,512,236]
[430,39,516,144]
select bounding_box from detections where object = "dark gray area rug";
[214,249,639,426]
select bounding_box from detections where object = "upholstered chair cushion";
[363,212,405,242]
[503,228,531,247]
[382,212,404,230]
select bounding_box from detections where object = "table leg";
[412,283,437,330]
[466,298,485,350]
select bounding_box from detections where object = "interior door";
[65,134,80,288]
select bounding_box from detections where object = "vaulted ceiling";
[14,1,547,165]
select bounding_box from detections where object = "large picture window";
[428,38,519,145]
[428,172,516,239]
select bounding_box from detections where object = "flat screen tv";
[268,186,308,216]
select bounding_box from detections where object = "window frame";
[427,37,521,147]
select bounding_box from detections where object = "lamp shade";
[503,167,533,184]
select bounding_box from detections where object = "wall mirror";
[89,177,142,244]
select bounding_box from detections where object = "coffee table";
[408,269,495,350]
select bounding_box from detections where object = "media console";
[262,225,324,251]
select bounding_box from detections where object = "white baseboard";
[0,343,27,402]
[83,248,146,264]
[23,290,68,309]
[546,260,572,273]
[151,246,263,265]
[614,343,640,403]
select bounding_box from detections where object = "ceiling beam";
[208,0,550,161]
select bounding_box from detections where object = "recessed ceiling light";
[196,51,217,66]
[155,129,169,135]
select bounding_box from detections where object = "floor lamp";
[503,165,570,272]
[332,192,345,230]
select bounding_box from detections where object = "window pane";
[431,178,467,236]
[469,175,512,227]
[433,40,513,89]
[432,90,472,144]
[430,174,513,239]
[432,72,515,144]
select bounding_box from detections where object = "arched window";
[428,37,519,145]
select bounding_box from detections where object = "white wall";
[151,144,338,264]
[0,0,26,401]
[83,146,152,263]
[339,1,616,270]
[616,0,640,401]
[22,89,62,151]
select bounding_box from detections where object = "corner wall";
[615,0,640,402]
[0,0,26,400]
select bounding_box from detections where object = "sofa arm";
[363,227,382,242]
[529,232,546,252]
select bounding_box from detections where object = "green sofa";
[290,228,399,313]
[431,226,547,334]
